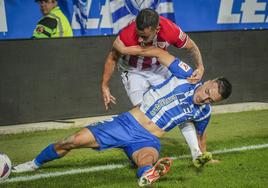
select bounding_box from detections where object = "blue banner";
[174,0,268,32]
[0,0,267,40]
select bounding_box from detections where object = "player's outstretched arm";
[197,131,207,152]
[113,36,175,67]
[114,37,193,79]
[197,132,220,164]
[183,38,204,83]
[101,47,120,110]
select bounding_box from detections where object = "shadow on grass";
[160,137,189,157]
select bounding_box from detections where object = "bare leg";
[55,128,100,156]
[133,147,172,186]
[12,128,99,173]
[132,147,159,168]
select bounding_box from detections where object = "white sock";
[179,122,202,160]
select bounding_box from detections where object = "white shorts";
[121,65,171,106]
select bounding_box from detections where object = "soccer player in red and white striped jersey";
[102,8,204,109]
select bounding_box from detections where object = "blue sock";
[136,165,152,178]
[34,144,60,167]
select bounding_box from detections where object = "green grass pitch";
[0,110,268,188]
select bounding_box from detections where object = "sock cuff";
[35,144,59,166]
[49,144,60,158]
[136,165,152,178]
[33,159,42,167]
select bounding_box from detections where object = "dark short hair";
[136,8,159,31]
[215,77,232,100]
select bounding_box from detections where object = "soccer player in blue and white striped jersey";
[12,44,232,187]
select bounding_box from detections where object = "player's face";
[136,27,158,45]
[193,80,222,105]
[38,0,56,15]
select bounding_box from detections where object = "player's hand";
[102,85,116,110]
[208,159,220,164]
[187,68,204,84]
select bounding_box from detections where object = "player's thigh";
[121,72,149,105]
[58,128,99,149]
[145,66,170,84]
[132,147,159,167]
[147,70,170,85]
[73,128,99,148]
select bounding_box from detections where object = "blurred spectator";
[33,0,73,38]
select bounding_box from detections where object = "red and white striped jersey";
[119,16,188,70]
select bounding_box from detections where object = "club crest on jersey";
[178,28,187,41]
[124,0,161,15]
[176,93,187,103]
[157,42,166,49]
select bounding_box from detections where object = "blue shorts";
[86,112,161,160]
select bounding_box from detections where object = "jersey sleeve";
[159,16,188,48]
[168,58,193,79]
[118,21,139,46]
[193,104,212,135]
[193,116,211,136]
[33,17,57,39]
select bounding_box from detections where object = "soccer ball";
[0,152,12,181]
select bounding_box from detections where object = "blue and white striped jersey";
[140,76,211,135]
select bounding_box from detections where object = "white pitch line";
[2,143,268,184]
[177,143,268,159]
[3,164,126,184]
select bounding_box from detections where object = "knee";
[136,154,156,167]
[55,134,81,151]
[133,148,159,167]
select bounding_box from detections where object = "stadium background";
[0,0,267,125]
